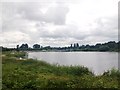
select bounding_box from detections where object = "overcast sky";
[0,0,119,48]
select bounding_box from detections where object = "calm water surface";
[28,52,118,75]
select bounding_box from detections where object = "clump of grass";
[50,65,93,76]
[103,68,120,78]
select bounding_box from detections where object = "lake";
[28,52,118,75]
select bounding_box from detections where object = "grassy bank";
[2,51,120,89]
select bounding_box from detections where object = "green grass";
[2,51,26,58]
[1,51,120,89]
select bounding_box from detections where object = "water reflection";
[28,52,118,75]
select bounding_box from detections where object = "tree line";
[1,41,120,52]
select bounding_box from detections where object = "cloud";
[92,16,118,40]
[34,23,89,40]
[0,31,31,47]
[44,5,69,25]
[1,0,118,47]
[10,2,69,25]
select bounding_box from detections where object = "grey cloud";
[1,1,118,47]
[34,24,89,41]
[92,16,118,40]
[14,2,69,25]
[1,0,80,3]
[44,6,69,25]
[2,2,69,33]
[0,31,31,47]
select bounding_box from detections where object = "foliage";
[1,41,120,52]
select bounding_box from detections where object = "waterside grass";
[1,51,120,89]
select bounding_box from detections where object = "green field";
[1,51,120,89]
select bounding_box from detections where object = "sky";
[0,0,119,48]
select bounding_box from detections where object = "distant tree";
[107,41,116,48]
[99,45,109,51]
[85,44,90,48]
[19,43,28,49]
[25,44,28,48]
[33,44,40,49]
[73,43,79,48]
[43,46,51,50]
[70,44,72,48]
[76,43,79,47]
[16,45,19,49]
[74,43,76,48]
[117,41,120,51]
[95,43,101,48]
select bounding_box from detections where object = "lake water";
[28,52,118,75]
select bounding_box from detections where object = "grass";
[1,51,120,89]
